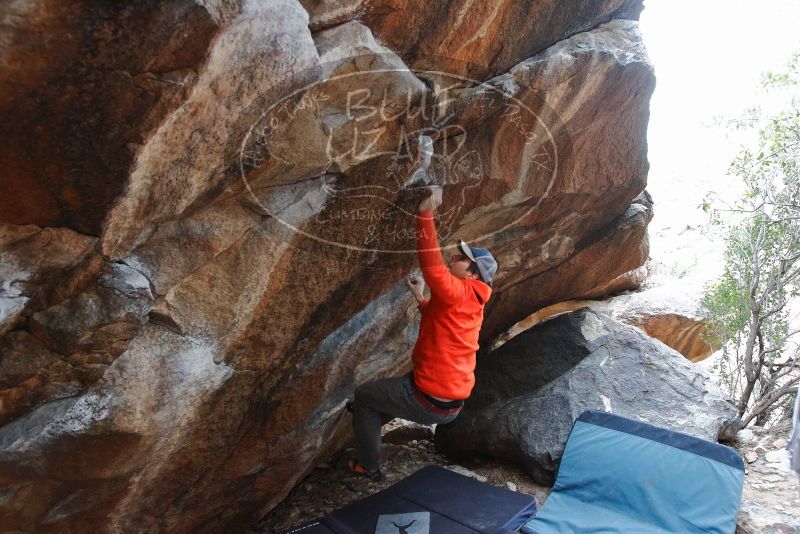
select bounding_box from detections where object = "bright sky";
[638,0,800,283]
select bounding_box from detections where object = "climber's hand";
[405,274,426,303]
[418,185,443,212]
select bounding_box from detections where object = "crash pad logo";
[375,511,430,534]
[239,54,558,254]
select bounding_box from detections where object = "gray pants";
[353,373,461,470]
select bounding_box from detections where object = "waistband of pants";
[410,380,464,415]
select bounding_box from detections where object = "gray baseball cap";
[458,239,498,285]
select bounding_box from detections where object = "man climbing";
[346,186,498,480]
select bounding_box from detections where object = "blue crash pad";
[521,411,744,534]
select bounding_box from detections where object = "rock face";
[589,282,716,361]
[493,275,716,362]
[0,0,220,236]
[0,225,97,337]
[435,309,738,485]
[300,0,643,78]
[0,1,655,532]
[482,191,653,343]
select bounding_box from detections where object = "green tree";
[703,52,800,429]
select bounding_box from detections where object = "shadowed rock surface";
[300,0,643,79]
[0,1,656,531]
[589,282,716,362]
[0,0,219,236]
[435,309,738,485]
[494,275,715,362]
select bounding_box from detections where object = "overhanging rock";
[436,309,738,485]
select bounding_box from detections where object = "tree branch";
[740,376,800,428]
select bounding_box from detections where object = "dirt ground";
[252,420,799,534]
[734,423,800,532]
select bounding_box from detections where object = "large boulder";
[300,0,643,78]
[0,3,655,532]
[99,1,321,258]
[436,309,738,485]
[589,281,716,362]
[482,190,653,343]
[0,0,220,236]
[493,275,716,362]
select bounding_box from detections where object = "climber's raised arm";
[415,187,471,303]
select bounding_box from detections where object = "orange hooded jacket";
[412,210,492,400]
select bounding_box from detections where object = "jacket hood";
[467,278,492,304]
